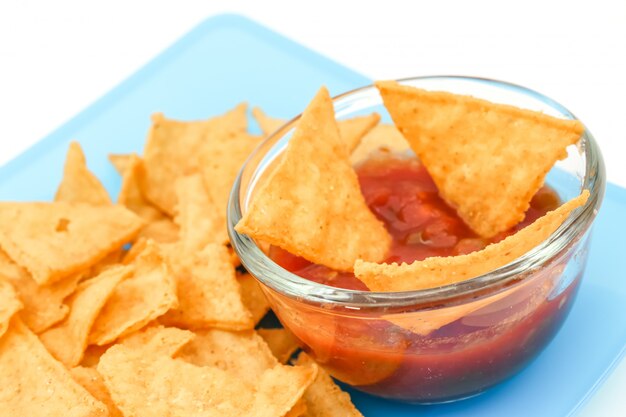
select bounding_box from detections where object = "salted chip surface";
[99,343,316,417]
[55,141,111,205]
[0,280,22,339]
[377,80,585,238]
[161,243,254,330]
[119,325,194,357]
[40,265,131,366]
[116,153,166,222]
[89,243,178,345]
[0,319,107,417]
[177,329,277,380]
[257,328,300,363]
[236,87,391,271]
[355,191,589,291]
[70,366,123,417]
[174,173,228,249]
[350,123,411,165]
[0,202,142,285]
[295,353,363,417]
[253,106,380,152]
[238,272,271,324]
[141,104,248,215]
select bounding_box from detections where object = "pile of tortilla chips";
[0,103,366,416]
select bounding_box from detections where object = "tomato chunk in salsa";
[270,156,560,290]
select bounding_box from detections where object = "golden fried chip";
[0,202,142,285]
[89,243,178,345]
[377,80,585,237]
[160,244,254,330]
[108,153,134,175]
[119,325,194,357]
[117,153,166,222]
[257,328,300,363]
[1,249,83,333]
[55,141,111,205]
[99,343,316,417]
[40,265,131,366]
[122,237,148,265]
[295,353,364,417]
[138,218,179,243]
[238,272,271,324]
[355,191,589,291]
[0,319,107,416]
[0,280,22,339]
[350,123,411,165]
[236,87,391,271]
[284,399,308,417]
[141,104,248,215]
[174,173,228,249]
[253,107,380,151]
[70,366,123,417]
[88,248,124,278]
[80,344,111,368]
[177,329,277,380]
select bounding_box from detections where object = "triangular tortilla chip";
[295,353,363,417]
[376,80,585,237]
[141,104,248,215]
[118,325,194,357]
[40,265,131,367]
[174,173,228,249]
[253,106,380,152]
[257,328,300,363]
[108,153,134,175]
[0,280,22,339]
[350,123,411,165]
[0,202,142,285]
[355,191,589,291]
[89,243,178,345]
[70,366,123,417]
[55,141,111,205]
[98,344,316,417]
[160,243,254,330]
[116,153,166,222]
[236,87,391,271]
[0,318,107,416]
[137,218,179,244]
[238,272,271,324]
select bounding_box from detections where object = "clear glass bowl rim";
[228,75,606,309]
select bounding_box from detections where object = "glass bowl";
[228,76,605,403]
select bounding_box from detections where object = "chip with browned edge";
[377,80,585,238]
[257,328,300,363]
[89,243,178,345]
[98,343,316,417]
[40,265,132,367]
[141,104,248,215]
[0,280,22,339]
[0,319,107,416]
[355,190,589,291]
[55,141,111,205]
[236,87,391,271]
[0,202,142,285]
[160,244,254,330]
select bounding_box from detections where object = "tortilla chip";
[119,325,194,357]
[141,104,248,215]
[80,344,111,368]
[257,328,300,363]
[117,153,166,222]
[177,329,277,380]
[55,141,111,205]
[1,249,83,333]
[40,265,131,367]
[284,399,308,417]
[89,243,178,345]
[355,191,589,291]
[236,87,391,271]
[253,107,380,151]
[376,80,585,237]
[174,173,228,249]
[138,218,179,244]
[295,353,363,417]
[122,237,148,265]
[88,248,124,278]
[0,202,142,285]
[0,280,22,339]
[160,243,254,330]
[108,153,134,175]
[70,366,123,417]
[0,318,107,416]
[99,343,316,417]
[350,123,411,165]
[238,272,271,324]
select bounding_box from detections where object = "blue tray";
[0,14,624,417]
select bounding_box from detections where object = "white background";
[0,0,624,415]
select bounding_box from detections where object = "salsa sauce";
[270,157,560,290]
[267,156,579,402]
